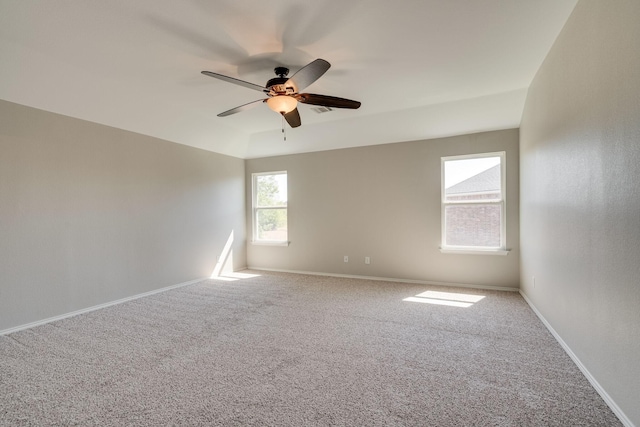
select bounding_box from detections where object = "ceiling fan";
[201,59,361,128]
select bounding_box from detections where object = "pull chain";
[281,114,286,141]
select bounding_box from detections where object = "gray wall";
[246,129,519,289]
[0,99,246,332]
[520,1,640,424]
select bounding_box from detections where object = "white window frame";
[440,152,509,255]
[252,171,289,246]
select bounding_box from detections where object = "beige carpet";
[0,270,621,426]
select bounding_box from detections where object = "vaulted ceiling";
[0,0,577,159]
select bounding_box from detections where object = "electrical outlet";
[344,256,349,263]
[365,257,370,265]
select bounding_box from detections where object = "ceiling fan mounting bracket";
[274,67,289,77]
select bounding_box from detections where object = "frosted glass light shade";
[266,95,298,114]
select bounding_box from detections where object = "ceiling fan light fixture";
[266,95,298,114]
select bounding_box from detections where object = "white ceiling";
[0,0,577,159]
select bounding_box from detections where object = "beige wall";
[246,129,519,289]
[520,1,640,425]
[0,100,246,332]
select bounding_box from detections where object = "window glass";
[253,172,287,243]
[441,153,505,250]
[444,156,501,202]
[444,205,501,247]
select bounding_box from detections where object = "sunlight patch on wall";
[210,231,234,278]
[403,290,485,308]
[210,232,262,282]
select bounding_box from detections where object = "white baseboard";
[519,290,633,427]
[0,277,207,336]
[246,266,519,292]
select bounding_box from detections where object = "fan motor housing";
[266,77,295,95]
[267,66,294,95]
[266,76,288,88]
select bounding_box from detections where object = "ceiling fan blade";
[286,59,330,93]
[296,93,361,109]
[201,71,267,93]
[283,108,301,128]
[217,99,266,117]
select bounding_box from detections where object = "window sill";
[440,248,510,256]
[252,240,290,247]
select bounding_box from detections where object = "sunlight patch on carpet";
[403,290,485,308]
[213,271,262,282]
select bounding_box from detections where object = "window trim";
[440,151,508,255]
[251,171,289,246]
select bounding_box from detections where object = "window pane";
[256,174,287,207]
[445,205,501,247]
[444,157,501,201]
[256,208,287,241]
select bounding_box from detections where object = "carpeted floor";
[0,271,621,426]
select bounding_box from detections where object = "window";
[252,171,288,245]
[441,152,507,254]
